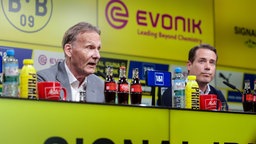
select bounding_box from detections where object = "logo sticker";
[1,0,53,33]
[155,72,164,86]
[38,54,47,65]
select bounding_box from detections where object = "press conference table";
[0,97,255,144]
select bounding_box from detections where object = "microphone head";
[219,72,225,79]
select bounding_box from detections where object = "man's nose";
[93,49,100,59]
[204,62,211,70]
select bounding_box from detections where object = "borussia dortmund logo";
[1,0,53,33]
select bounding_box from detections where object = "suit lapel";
[56,61,72,101]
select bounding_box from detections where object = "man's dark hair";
[62,22,101,48]
[188,44,217,63]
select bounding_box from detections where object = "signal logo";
[1,0,53,33]
[105,0,128,29]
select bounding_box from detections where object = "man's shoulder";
[37,61,65,81]
[209,85,222,93]
[37,63,60,75]
[88,74,104,83]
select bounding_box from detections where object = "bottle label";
[185,81,200,109]
[173,79,186,90]
[20,68,37,98]
[105,82,117,91]
[3,63,19,83]
[3,75,19,83]
[174,89,185,96]
[245,94,253,102]
[191,86,200,109]
[118,84,129,92]
[131,84,142,93]
[4,63,19,76]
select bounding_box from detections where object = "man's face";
[187,48,217,85]
[67,31,101,77]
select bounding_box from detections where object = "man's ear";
[64,44,72,57]
[187,61,192,71]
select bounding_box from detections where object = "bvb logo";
[1,0,53,33]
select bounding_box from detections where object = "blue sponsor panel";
[0,46,33,69]
[227,91,242,102]
[128,61,169,80]
[146,70,171,87]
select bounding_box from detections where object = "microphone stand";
[223,81,243,95]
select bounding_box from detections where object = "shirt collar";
[64,61,87,88]
[199,84,211,95]
[64,61,77,85]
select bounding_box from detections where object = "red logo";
[105,0,129,29]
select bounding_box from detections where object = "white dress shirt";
[199,84,211,95]
[65,62,87,102]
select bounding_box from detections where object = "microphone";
[223,81,236,90]
[223,81,242,94]
[219,72,229,82]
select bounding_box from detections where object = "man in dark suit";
[37,22,104,103]
[161,44,228,110]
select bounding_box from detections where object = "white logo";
[47,88,59,95]
[207,100,216,106]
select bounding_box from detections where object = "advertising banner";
[170,109,256,144]
[215,0,256,69]
[98,0,214,62]
[0,98,255,143]
[0,0,98,47]
[0,98,170,143]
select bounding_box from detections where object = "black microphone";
[219,72,229,82]
[223,81,242,94]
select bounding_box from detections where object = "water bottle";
[185,75,200,109]
[20,59,37,99]
[0,51,7,96]
[2,49,19,97]
[172,67,185,108]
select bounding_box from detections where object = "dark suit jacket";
[160,85,229,110]
[37,61,105,103]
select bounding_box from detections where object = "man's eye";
[198,60,205,63]
[86,46,94,49]
[210,61,216,65]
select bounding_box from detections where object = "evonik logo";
[105,0,202,34]
[105,0,129,29]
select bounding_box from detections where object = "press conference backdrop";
[0,0,256,109]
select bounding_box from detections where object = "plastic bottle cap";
[187,75,196,80]
[174,67,182,73]
[6,49,15,56]
[23,59,34,65]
